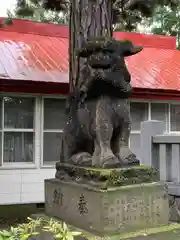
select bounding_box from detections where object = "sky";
[0,0,16,17]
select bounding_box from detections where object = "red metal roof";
[127,48,180,91]
[114,32,176,49]
[0,18,180,92]
[0,18,175,49]
[0,30,68,83]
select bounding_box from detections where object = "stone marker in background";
[45,38,169,236]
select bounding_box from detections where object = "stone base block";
[45,178,169,235]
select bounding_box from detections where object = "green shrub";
[0,217,81,240]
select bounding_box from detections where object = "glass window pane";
[3,132,33,163]
[43,132,63,163]
[4,97,34,129]
[130,133,141,160]
[151,103,168,131]
[0,97,2,129]
[170,104,180,131]
[0,132,2,164]
[44,99,66,130]
[130,102,148,131]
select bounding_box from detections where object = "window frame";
[149,100,180,134]
[0,93,66,169]
[149,101,169,133]
[1,93,180,169]
[40,98,180,167]
[129,99,150,151]
[130,100,149,133]
[129,99,171,152]
[169,102,180,133]
[41,95,66,167]
[0,93,39,169]
[129,99,176,134]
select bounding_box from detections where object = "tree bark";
[69,0,113,92]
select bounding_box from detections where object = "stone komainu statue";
[61,37,143,168]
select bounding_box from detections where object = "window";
[1,96,35,164]
[170,104,180,131]
[0,97,2,163]
[43,98,66,164]
[130,102,148,131]
[130,133,141,160]
[151,103,168,131]
[2,96,180,168]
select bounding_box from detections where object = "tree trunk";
[69,0,113,92]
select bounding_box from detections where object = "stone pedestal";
[45,164,169,235]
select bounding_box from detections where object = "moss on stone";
[56,163,158,189]
[117,39,132,44]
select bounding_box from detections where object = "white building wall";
[0,168,55,204]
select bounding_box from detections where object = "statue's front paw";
[69,152,92,166]
[123,154,140,166]
[117,147,140,167]
[101,155,122,169]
